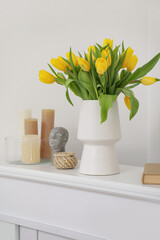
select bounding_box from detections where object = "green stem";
[103,74,107,94]
[89,71,98,99]
[108,69,111,93]
[122,79,140,88]
[125,82,141,89]
[66,69,75,78]
[98,74,105,90]
[55,78,65,85]
[129,80,140,84]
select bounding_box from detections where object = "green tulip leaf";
[122,88,139,120]
[120,70,131,81]
[110,45,120,83]
[122,41,125,52]
[99,43,110,52]
[96,43,103,50]
[65,78,75,88]
[78,70,97,99]
[115,48,128,72]
[94,46,101,59]
[65,78,88,100]
[66,88,73,106]
[99,94,117,124]
[61,57,71,68]
[89,50,98,98]
[48,64,60,79]
[110,73,121,94]
[55,78,64,85]
[78,51,82,58]
[83,52,87,61]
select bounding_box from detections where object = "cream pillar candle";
[40,109,55,159]
[25,118,38,135]
[19,109,31,137]
[21,135,40,164]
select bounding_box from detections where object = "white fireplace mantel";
[0,162,160,240]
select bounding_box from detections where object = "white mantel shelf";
[1,161,160,240]
[0,161,160,203]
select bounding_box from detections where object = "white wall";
[0,0,160,166]
[147,0,160,163]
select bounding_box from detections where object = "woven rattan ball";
[53,152,77,169]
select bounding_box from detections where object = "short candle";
[21,135,40,164]
[25,118,38,135]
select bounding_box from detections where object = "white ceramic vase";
[77,100,121,176]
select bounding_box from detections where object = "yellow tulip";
[78,58,90,72]
[95,58,108,75]
[39,70,55,84]
[122,47,134,68]
[86,53,95,62]
[101,48,112,69]
[86,53,89,61]
[141,77,156,85]
[127,55,138,72]
[101,48,109,58]
[124,96,131,110]
[88,46,95,61]
[107,54,111,67]
[51,56,70,71]
[103,38,113,49]
[66,52,78,66]
[88,46,95,53]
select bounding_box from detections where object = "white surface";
[38,231,104,240]
[77,101,121,140]
[0,162,160,240]
[38,231,70,240]
[78,100,120,175]
[38,231,103,240]
[0,0,160,166]
[0,221,18,240]
[20,226,37,240]
[0,162,160,202]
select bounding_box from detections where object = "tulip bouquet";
[39,38,160,123]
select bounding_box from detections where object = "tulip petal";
[124,96,131,110]
[39,70,55,84]
[78,58,90,72]
[141,76,156,85]
[127,55,138,72]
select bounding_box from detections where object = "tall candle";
[21,135,40,164]
[19,109,31,137]
[25,118,38,135]
[40,109,55,159]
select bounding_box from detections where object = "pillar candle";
[21,135,40,164]
[19,109,31,137]
[25,118,38,135]
[40,109,55,159]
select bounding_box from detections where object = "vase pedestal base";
[79,143,120,176]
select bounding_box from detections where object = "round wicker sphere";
[53,152,77,169]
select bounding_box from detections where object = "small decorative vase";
[77,100,121,176]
